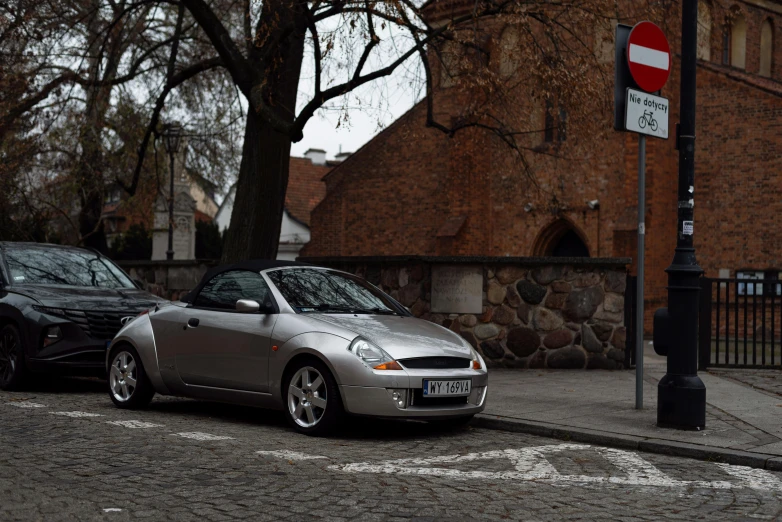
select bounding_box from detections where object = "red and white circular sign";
[627,21,671,93]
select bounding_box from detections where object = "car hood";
[307,313,471,360]
[9,284,165,311]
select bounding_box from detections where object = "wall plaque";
[431,265,483,314]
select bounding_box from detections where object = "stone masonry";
[302,256,630,370]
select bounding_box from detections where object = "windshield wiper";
[300,304,397,315]
[357,307,398,315]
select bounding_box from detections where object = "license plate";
[422,379,471,397]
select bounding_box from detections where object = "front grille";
[411,389,469,407]
[399,357,471,369]
[63,309,144,340]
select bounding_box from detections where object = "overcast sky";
[290,99,413,160]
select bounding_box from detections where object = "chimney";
[304,148,327,166]
[334,151,352,163]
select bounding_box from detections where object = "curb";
[474,414,782,471]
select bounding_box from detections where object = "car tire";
[0,323,27,391]
[283,358,344,436]
[107,344,155,409]
[432,415,474,430]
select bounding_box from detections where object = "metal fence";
[699,278,782,369]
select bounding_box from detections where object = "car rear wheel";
[0,324,27,391]
[108,345,155,409]
[284,359,343,436]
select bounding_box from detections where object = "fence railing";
[699,278,782,369]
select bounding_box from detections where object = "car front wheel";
[108,345,155,409]
[283,359,343,436]
[0,324,27,391]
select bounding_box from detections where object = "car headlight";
[348,337,403,370]
[469,346,485,370]
[33,305,66,317]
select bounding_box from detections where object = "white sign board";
[625,88,669,139]
[431,265,482,314]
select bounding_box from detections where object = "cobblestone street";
[1,378,782,521]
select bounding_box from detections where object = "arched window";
[697,1,712,60]
[730,13,747,69]
[761,19,774,77]
[533,220,590,257]
[499,26,520,78]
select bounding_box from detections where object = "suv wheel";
[0,324,26,391]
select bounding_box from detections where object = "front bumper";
[340,370,488,419]
[22,309,112,373]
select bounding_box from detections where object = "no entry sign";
[627,21,671,93]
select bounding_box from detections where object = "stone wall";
[301,256,631,370]
[117,260,215,300]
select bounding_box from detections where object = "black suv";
[0,242,165,390]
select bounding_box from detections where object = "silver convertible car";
[107,261,488,435]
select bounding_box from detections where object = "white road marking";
[715,462,782,491]
[175,432,233,441]
[629,44,669,70]
[7,402,46,408]
[49,411,102,418]
[106,420,163,429]
[328,443,782,491]
[103,508,122,512]
[257,450,329,460]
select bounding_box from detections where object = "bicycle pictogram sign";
[638,110,658,132]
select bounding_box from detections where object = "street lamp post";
[653,0,706,430]
[162,123,183,261]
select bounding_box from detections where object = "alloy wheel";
[109,351,138,402]
[0,328,17,384]
[287,366,328,428]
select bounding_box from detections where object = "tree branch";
[119,57,223,196]
[181,0,255,95]
[0,73,75,143]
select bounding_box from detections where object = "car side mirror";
[236,299,260,313]
[133,278,145,289]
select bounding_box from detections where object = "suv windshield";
[267,268,400,315]
[3,245,135,289]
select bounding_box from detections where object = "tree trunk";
[221,111,292,262]
[221,0,307,263]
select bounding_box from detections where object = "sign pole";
[636,134,646,410]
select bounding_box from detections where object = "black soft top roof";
[180,259,315,303]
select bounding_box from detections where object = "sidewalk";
[475,342,782,470]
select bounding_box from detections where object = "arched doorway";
[533,219,590,257]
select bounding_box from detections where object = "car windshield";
[3,245,135,289]
[267,268,400,314]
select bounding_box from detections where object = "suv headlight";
[348,337,402,370]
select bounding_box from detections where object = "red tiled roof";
[286,157,330,226]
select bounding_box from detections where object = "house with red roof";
[214,149,340,260]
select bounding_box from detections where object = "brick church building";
[302,0,782,332]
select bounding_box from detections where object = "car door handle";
[186,318,200,328]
